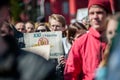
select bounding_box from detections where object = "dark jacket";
[0,35,56,80]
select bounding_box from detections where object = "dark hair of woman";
[67,22,87,44]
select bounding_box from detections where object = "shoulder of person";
[74,31,89,46]
[17,50,56,80]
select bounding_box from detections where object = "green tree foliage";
[10,0,22,22]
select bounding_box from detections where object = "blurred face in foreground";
[106,19,118,43]
[88,5,107,31]
[0,24,10,36]
[0,23,14,36]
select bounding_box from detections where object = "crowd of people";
[0,0,120,80]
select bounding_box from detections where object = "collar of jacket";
[89,27,101,39]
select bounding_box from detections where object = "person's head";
[36,23,50,32]
[81,16,89,28]
[0,21,14,36]
[25,21,35,33]
[105,14,120,43]
[88,0,112,32]
[19,11,29,22]
[49,14,66,31]
[67,22,87,44]
[15,22,26,33]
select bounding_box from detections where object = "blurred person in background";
[15,22,26,33]
[57,22,87,80]
[0,0,25,48]
[25,21,35,33]
[19,11,30,23]
[0,1,56,79]
[49,14,67,37]
[48,14,67,80]
[35,23,50,32]
[0,21,14,36]
[64,0,112,80]
[63,22,87,57]
[0,1,10,23]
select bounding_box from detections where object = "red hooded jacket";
[64,27,106,80]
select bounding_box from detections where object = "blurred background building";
[0,0,119,24]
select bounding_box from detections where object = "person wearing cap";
[64,0,112,80]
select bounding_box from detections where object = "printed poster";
[24,31,64,58]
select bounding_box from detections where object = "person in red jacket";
[64,0,112,80]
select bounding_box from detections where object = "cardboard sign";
[22,45,50,60]
[76,8,88,21]
[24,31,64,58]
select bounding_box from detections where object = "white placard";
[22,45,50,60]
[24,31,64,58]
[76,8,88,21]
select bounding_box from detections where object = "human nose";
[93,13,98,18]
